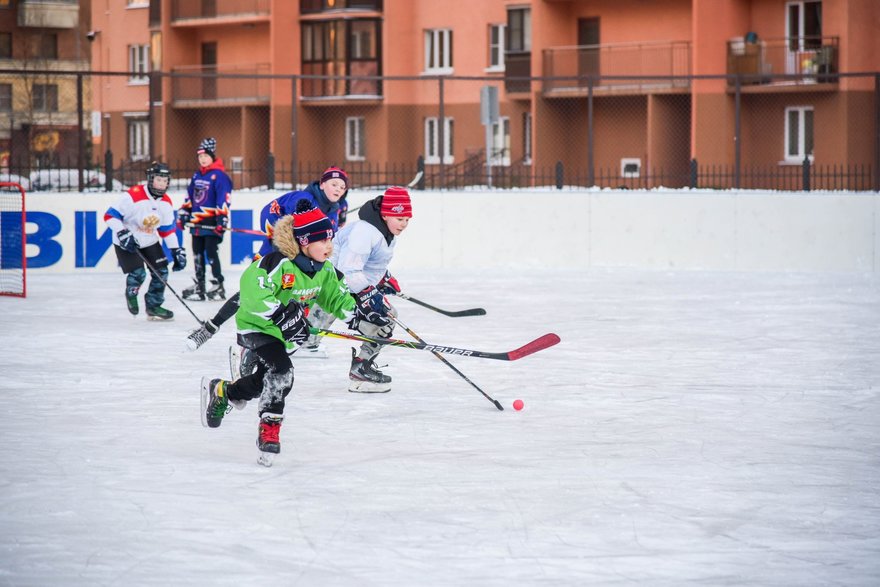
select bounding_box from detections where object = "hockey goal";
[0,182,26,297]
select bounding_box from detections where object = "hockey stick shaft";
[133,248,204,325]
[310,327,560,361]
[392,316,503,410]
[183,222,266,236]
[394,292,486,317]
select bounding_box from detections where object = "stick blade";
[443,307,487,317]
[507,333,561,361]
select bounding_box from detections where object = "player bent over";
[199,200,389,465]
[104,161,186,320]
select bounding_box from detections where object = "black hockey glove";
[117,228,138,252]
[352,286,390,327]
[171,248,187,271]
[271,301,310,346]
[213,215,228,236]
[377,271,401,296]
[177,208,190,228]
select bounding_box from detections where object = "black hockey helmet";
[146,161,171,197]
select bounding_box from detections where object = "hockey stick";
[182,222,266,236]
[394,292,486,317]
[133,248,204,325]
[310,327,559,361]
[391,315,503,410]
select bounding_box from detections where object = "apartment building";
[90,0,878,189]
[0,0,91,170]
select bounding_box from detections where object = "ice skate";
[146,306,174,321]
[182,279,206,301]
[125,286,139,316]
[201,377,231,428]
[185,320,218,351]
[206,282,226,301]
[348,349,392,393]
[257,413,283,466]
[294,341,328,360]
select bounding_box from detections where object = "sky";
[1,267,879,586]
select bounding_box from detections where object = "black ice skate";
[125,286,139,316]
[257,413,283,466]
[186,320,219,351]
[348,348,392,393]
[206,282,226,301]
[146,306,174,321]
[200,377,231,428]
[182,279,206,301]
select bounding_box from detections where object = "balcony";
[300,0,383,14]
[171,0,270,25]
[171,64,271,107]
[18,0,79,29]
[727,36,839,86]
[504,52,531,94]
[301,61,382,100]
[542,41,691,96]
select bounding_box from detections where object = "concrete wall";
[18,189,880,274]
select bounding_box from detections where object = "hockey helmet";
[146,161,172,197]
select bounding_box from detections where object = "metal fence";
[0,68,876,192]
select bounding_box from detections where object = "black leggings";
[191,235,223,284]
[226,340,294,417]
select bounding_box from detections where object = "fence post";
[734,76,741,189]
[104,150,114,192]
[690,158,698,189]
[267,152,275,190]
[416,155,425,190]
[555,161,564,190]
[802,156,811,192]
[76,73,85,193]
[587,76,595,186]
[291,76,298,186]
[875,73,880,192]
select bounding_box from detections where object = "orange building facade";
[89,0,879,189]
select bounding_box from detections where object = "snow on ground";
[1,268,879,586]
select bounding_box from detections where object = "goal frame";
[0,181,26,298]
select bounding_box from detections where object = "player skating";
[200,200,390,466]
[103,161,186,320]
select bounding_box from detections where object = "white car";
[29,169,126,192]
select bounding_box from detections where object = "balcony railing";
[727,36,839,85]
[542,41,691,94]
[300,0,383,14]
[18,0,79,29]
[504,52,531,93]
[171,64,271,105]
[301,61,382,99]
[171,0,270,22]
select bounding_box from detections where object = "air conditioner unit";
[620,158,641,178]
[230,156,243,173]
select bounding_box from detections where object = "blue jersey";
[182,159,233,237]
[257,181,341,256]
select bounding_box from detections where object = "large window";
[301,19,381,97]
[0,83,11,111]
[33,33,57,60]
[787,1,822,50]
[128,118,149,161]
[0,32,11,59]
[425,116,454,164]
[128,44,150,83]
[784,106,814,162]
[507,7,531,53]
[32,84,58,112]
[346,117,365,161]
[424,29,453,73]
[487,24,505,71]
[490,117,511,166]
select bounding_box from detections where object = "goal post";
[0,181,26,298]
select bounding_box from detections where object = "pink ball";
[513,399,524,411]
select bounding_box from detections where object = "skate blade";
[293,348,328,360]
[348,380,391,393]
[228,345,242,381]
[147,315,174,322]
[199,376,210,428]
[257,452,275,467]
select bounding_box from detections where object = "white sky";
[1,268,879,586]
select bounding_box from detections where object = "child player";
[199,200,390,466]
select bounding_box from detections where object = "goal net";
[0,182,26,297]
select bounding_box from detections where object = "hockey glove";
[177,209,191,228]
[117,228,138,253]
[171,248,187,271]
[213,215,228,236]
[271,301,310,346]
[377,271,401,296]
[352,286,390,328]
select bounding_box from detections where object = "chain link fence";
[0,68,876,192]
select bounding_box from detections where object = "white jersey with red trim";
[104,185,181,250]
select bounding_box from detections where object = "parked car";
[29,169,126,192]
[0,173,31,191]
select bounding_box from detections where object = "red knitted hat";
[380,186,412,218]
[320,166,348,188]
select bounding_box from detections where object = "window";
[0,84,11,111]
[32,84,58,112]
[507,7,531,53]
[346,117,365,161]
[522,111,532,165]
[425,116,454,164]
[784,106,814,162]
[128,118,149,161]
[128,44,150,83]
[787,1,822,50]
[301,19,382,97]
[487,24,505,71]
[33,33,57,60]
[0,32,11,59]
[490,117,511,166]
[424,29,453,73]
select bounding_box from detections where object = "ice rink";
[1,268,879,586]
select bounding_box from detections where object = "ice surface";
[1,269,879,586]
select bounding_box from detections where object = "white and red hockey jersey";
[104,184,181,249]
